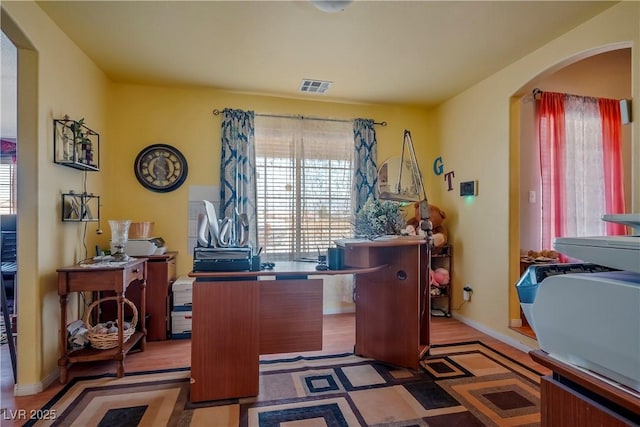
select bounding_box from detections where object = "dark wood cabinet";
[351,240,428,369]
[530,350,640,426]
[146,252,177,341]
[99,252,176,341]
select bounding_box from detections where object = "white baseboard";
[14,369,58,396]
[452,312,538,354]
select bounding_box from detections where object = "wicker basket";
[84,296,137,350]
[129,221,154,239]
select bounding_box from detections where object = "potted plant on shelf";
[354,196,406,239]
[70,118,94,165]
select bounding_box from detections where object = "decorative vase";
[109,220,131,262]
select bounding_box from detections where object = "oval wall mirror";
[377,156,421,201]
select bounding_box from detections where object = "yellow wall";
[3,1,437,392]
[103,85,436,276]
[3,0,638,394]
[436,2,639,349]
[2,1,112,392]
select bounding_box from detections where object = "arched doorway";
[510,47,632,337]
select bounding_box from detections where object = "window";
[255,116,353,260]
[1,32,17,215]
[0,155,16,215]
[537,92,626,250]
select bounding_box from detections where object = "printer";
[192,247,252,272]
[516,214,640,393]
[112,237,167,256]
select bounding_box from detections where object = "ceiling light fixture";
[311,0,353,13]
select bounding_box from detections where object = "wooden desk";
[530,350,640,426]
[340,238,430,369]
[189,237,428,402]
[57,258,147,384]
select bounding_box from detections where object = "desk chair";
[1,231,17,382]
[1,231,16,299]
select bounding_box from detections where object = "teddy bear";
[403,202,448,250]
[428,204,448,249]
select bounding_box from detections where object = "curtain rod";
[530,88,619,102]
[522,88,546,103]
[212,108,387,127]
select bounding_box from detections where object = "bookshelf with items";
[430,245,452,317]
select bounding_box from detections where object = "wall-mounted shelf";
[54,116,100,171]
[62,192,100,222]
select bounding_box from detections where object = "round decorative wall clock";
[134,144,188,193]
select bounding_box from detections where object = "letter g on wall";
[433,157,444,176]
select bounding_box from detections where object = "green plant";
[70,118,92,146]
[354,197,406,238]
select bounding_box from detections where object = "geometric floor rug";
[25,341,543,426]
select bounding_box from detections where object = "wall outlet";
[463,285,472,302]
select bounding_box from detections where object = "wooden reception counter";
[188,237,429,402]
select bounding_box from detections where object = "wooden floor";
[0,314,549,426]
[511,324,537,340]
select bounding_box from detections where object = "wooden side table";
[57,258,147,384]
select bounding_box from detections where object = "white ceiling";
[37,1,616,107]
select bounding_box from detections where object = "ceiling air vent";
[299,79,332,94]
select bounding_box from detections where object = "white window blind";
[0,157,16,215]
[255,116,353,260]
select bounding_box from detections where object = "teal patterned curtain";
[220,108,258,248]
[353,119,379,212]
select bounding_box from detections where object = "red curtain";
[599,98,626,235]
[538,92,566,250]
[538,93,627,250]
